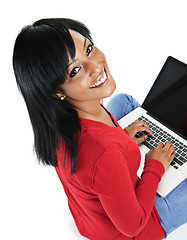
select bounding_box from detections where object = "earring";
[60,96,64,101]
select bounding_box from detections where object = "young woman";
[13,18,187,240]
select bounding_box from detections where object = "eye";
[69,67,81,78]
[86,44,94,56]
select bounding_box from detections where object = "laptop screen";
[142,56,187,140]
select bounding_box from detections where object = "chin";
[104,81,116,98]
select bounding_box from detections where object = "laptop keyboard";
[135,116,187,169]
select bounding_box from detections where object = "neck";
[74,99,103,120]
[73,99,116,127]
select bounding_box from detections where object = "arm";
[90,146,165,237]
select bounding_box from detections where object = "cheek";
[62,78,89,98]
[105,80,116,97]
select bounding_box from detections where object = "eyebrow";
[68,37,87,68]
[68,58,77,68]
[83,37,87,50]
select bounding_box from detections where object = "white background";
[1,0,187,239]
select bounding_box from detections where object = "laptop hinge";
[146,111,187,141]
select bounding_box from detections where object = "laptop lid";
[142,56,187,141]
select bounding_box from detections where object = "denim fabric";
[106,93,187,238]
[155,179,187,238]
[106,93,141,121]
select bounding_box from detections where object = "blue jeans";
[106,93,187,238]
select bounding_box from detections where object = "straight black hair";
[13,18,93,174]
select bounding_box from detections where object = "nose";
[86,59,102,78]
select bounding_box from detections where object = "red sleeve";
[90,146,165,237]
[123,128,129,135]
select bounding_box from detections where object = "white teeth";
[90,70,107,88]
[95,80,101,86]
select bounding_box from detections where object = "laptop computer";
[118,56,187,197]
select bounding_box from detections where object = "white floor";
[2,1,187,240]
[166,224,187,240]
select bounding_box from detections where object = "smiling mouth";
[89,69,108,88]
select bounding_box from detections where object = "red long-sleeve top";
[55,111,166,240]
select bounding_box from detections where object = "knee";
[110,93,137,105]
[107,93,139,107]
[106,93,140,121]
[110,93,129,101]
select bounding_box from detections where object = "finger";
[157,142,164,149]
[136,126,153,136]
[168,145,175,155]
[140,121,150,130]
[135,120,150,129]
[168,151,176,164]
[161,142,175,159]
[162,141,170,150]
[135,135,148,144]
[162,142,173,150]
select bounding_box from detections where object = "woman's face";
[60,30,116,109]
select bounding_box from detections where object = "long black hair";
[13,18,93,174]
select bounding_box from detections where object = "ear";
[53,91,66,100]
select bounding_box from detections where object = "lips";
[89,69,108,88]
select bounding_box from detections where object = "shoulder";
[79,121,128,156]
[75,123,129,186]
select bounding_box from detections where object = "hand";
[125,120,153,144]
[145,142,176,169]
